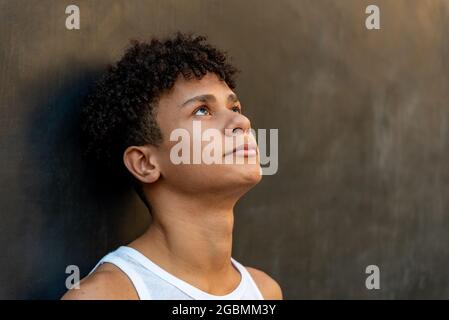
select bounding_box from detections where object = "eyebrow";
[181,93,239,107]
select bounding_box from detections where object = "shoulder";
[61,263,139,300]
[245,266,283,300]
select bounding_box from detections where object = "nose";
[225,112,252,137]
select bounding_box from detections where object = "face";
[152,72,262,198]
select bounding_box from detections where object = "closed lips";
[224,143,258,156]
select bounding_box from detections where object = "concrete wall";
[0,0,448,299]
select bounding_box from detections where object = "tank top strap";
[89,251,153,300]
[230,258,265,300]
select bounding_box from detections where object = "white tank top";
[88,246,265,300]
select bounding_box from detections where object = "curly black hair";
[81,32,240,210]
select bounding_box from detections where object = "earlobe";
[123,146,160,184]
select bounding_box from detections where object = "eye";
[193,106,211,116]
[231,106,241,113]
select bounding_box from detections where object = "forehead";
[161,72,233,103]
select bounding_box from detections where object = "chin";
[170,162,262,195]
[230,163,263,186]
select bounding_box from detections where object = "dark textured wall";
[1,0,448,299]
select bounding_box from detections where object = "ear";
[123,145,160,184]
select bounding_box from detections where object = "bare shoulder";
[245,266,283,300]
[61,263,138,300]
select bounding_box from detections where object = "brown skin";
[62,73,282,300]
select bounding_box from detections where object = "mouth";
[224,143,258,157]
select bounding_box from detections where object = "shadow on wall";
[15,64,149,299]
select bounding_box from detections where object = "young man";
[62,32,282,300]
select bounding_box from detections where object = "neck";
[128,186,241,293]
